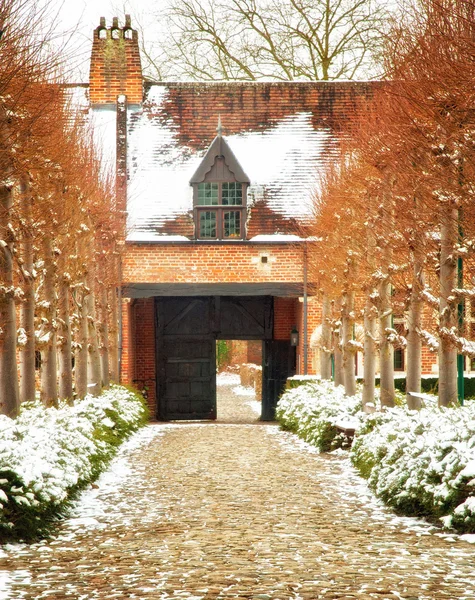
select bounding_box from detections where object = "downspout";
[303,241,308,375]
[118,255,123,382]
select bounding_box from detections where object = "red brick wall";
[422,346,438,375]
[120,299,134,384]
[230,340,247,366]
[120,298,156,415]
[123,243,304,284]
[296,297,321,375]
[274,297,297,340]
[247,340,262,364]
[133,298,156,415]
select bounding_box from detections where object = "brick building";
[82,16,442,420]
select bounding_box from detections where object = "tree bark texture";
[40,235,58,408]
[438,204,459,407]
[58,273,73,403]
[333,297,344,387]
[379,274,395,408]
[341,290,357,396]
[99,283,110,389]
[85,272,102,397]
[362,296,377,409]
[0,184,20,417]
[75,287,88,399]
[19,177,36,404]
[320,294,332,379]
[406,248,425,409]
[108,286,119,383]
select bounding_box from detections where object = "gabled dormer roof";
[190,121,250,184]
[113,81,377,241]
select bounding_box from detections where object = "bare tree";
[144,0,390,81]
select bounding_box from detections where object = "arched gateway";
[85,15,375,420]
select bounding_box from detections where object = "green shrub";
[0,385,148,541]
[276,380,363,452]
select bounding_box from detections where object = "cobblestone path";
[1,380,475,599]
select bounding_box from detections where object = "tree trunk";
[85,272,102,397]
[320,294,332,379]
[75,287,88,399]
[438,204,458,407]
[379,183,395,408]
[58,272,73,403]
[40,235,58,408]
[341,290,357,396]
[362,295,377,409]
[379,275,395,408]
[109,286,120,383]
[406,247,425,410]
[99,283,110,388]
[19,177,36,404]
[0,184,20,417]
[333,297,344,387]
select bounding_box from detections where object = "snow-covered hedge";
[0,385,148,540]
[277,379,475,533]
[276,380,364,451]
[352,404,475,533]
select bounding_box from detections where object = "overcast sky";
[51,0,162,81]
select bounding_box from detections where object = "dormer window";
[190,121,250,240]
[196,182,244,239]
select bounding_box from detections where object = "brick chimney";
[89,15,143,105]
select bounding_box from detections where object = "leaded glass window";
[222,183,242,205]
[193,180,247,239]
[199,211,217,238]
[197,183,219,205]
[223,211,241,238]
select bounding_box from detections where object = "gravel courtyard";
[0,377,474,599]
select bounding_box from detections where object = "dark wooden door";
[262,340,296,421]
[156,298,216,420]
[219,296,273,339]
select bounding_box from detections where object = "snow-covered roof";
[62,81,372,241]
[125,82,375,241]
[124,82,375,241]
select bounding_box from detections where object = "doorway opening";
[216,340,263,422]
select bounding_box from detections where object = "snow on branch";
[419,330,439,352]
[421,288,440,309]
[439,327,475,357]
[384,328,407,348]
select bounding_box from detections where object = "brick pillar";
[274,297,297,340]
[133,298,156,416]
[89,15,143,105]
[296,296,321,375]
[120,299,134,384]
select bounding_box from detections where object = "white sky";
[49,0,163,82]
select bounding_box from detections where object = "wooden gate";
[156,297,216,420]
[156,295,278,420]
[262,340,296,421]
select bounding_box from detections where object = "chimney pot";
[90,15,143,105]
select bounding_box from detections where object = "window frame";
[193,181,247,240]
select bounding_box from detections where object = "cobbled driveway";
[1,379,475,599]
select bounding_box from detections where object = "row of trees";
[0,0,121,417]
[310,0,475,409]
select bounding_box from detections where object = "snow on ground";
[68,425,164,527]
[246,401,262,415]
[216,372,240,386]
[232,385,256,396]
[268,425,475,546]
